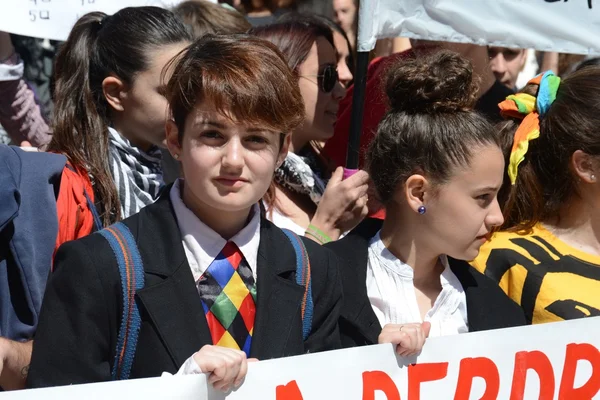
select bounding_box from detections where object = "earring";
[173,154,179,160]
[418,206,426,215]
[592,174,596,181]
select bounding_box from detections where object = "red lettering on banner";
[509,350,555,400]
[408,362,449,400]
[453,357,500,400]
[558,343,600,400]
[362,371,401,400]
[276,380,304,400]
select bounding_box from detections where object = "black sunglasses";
[302,64,339,93]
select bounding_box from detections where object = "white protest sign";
[357,0,600,55]
[0,0,217,41]
[4,317,600,399]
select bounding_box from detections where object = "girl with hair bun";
[326,50,526,353]
[474,67,600,325]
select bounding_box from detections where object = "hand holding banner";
[4,317,600,399]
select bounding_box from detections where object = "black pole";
[345,51,370,169]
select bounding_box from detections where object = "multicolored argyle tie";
[197,242,257,357]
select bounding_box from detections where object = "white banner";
[0,0,218,41]
[4,317,600,399]
[357,0,600,55]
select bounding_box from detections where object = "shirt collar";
[170,179,261,281]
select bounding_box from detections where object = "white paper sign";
[357,0,600,55]
[4,317,600,399]
[0,0,217,41]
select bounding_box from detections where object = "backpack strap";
[281,229,313,341]
[83,190,103,232]
[98,222,145,380]
[65,163,102,232]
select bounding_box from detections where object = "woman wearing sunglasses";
[251,19,369,244]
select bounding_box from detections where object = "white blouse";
[366,232,469,338]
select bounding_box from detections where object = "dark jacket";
[325,219,527,348]
[0,145,66,341]
[27,193,342,388]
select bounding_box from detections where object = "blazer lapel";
[449,258,486,331]
[326,218,386,345]
[336,231,382,345]
[133,193,213,368]
[250,220,305,359]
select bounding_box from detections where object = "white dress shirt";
[366,232,469,338]
[163,179,262,377]
[170,179,261,282]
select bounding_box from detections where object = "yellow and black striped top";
[472,224,600,324]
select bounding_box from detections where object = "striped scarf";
[274,151,326,205]
[108,128,164,219]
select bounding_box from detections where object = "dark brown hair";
[502,67,600,232]
[48,7,191,226]
[278,12,355,77]
[249,19,334,73]
[172,0,251,38]
[166,33,304,142]
[367,50,500,205]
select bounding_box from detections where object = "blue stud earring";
[418,206,426,215]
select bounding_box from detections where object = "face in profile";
[332,0,356,35]
[113,42,189,149]
[297,36,346,143]
[488,47,527,89]
[332,30,353,87]
[416,144,506,261]
[166,100,287,214]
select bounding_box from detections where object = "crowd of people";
[1,0,599,393]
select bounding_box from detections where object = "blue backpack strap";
[65,163,103,232]
[98,222,145,380]
[83,190,103,232]
[281,229,313,341]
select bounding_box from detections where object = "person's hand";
[378,322,431,357]
[193,346,254,392]
[310,167,370,240]
[0,338,31,391]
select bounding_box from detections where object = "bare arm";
[0,31,51,148]
[539,52,559,75]
[0,338,32,390]
[0,31,13,61]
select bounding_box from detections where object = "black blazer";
[325,219,527,348]
[27,194,342,388]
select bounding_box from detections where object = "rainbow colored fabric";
[498,71,561,184]
[198,241,257,357]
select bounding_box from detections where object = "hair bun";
[385,50,478,114]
